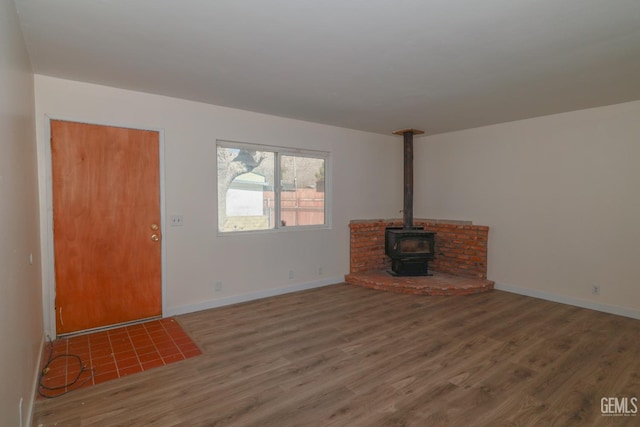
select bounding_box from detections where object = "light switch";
[170,215,184,226]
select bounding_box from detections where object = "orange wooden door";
[51,120,162,334]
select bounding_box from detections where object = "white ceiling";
[14,0,640,135]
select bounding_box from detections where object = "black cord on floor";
[38,336,95,398]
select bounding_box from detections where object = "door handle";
[151,234,160,242]
[151,223,159,231]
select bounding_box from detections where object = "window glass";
[279,155,325,227]
[217,146,275,232]
[217,142,328,233]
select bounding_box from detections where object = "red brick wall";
[349,219,489,279]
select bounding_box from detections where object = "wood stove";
[385,227,435,276]
[385,128,436,276]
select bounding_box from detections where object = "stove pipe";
[392,128,424,229]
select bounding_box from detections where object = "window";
[217,140,329,233]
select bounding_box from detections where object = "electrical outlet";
[170,215,184,226]
[318,266,323,276]
[288,270,294,280]
[215,281,222,292]
[592,285,600,296]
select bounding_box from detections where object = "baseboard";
[494,282,640,320]
[167,276,344,317]
[25,334,46,427]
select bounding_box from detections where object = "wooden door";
[51,120,162,334]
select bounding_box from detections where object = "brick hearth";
[345,219,494,296]
[345,270,494,295]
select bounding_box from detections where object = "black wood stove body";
[385,227,435,276]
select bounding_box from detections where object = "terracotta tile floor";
[38,318,201,398]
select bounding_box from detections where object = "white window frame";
[217,140,331,234]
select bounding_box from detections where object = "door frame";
[43,115,167,338]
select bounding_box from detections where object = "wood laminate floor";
[34,284,640,426]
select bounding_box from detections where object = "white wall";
[34,75,403,334]
[414,101,640,317]
[0,0,43,425]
